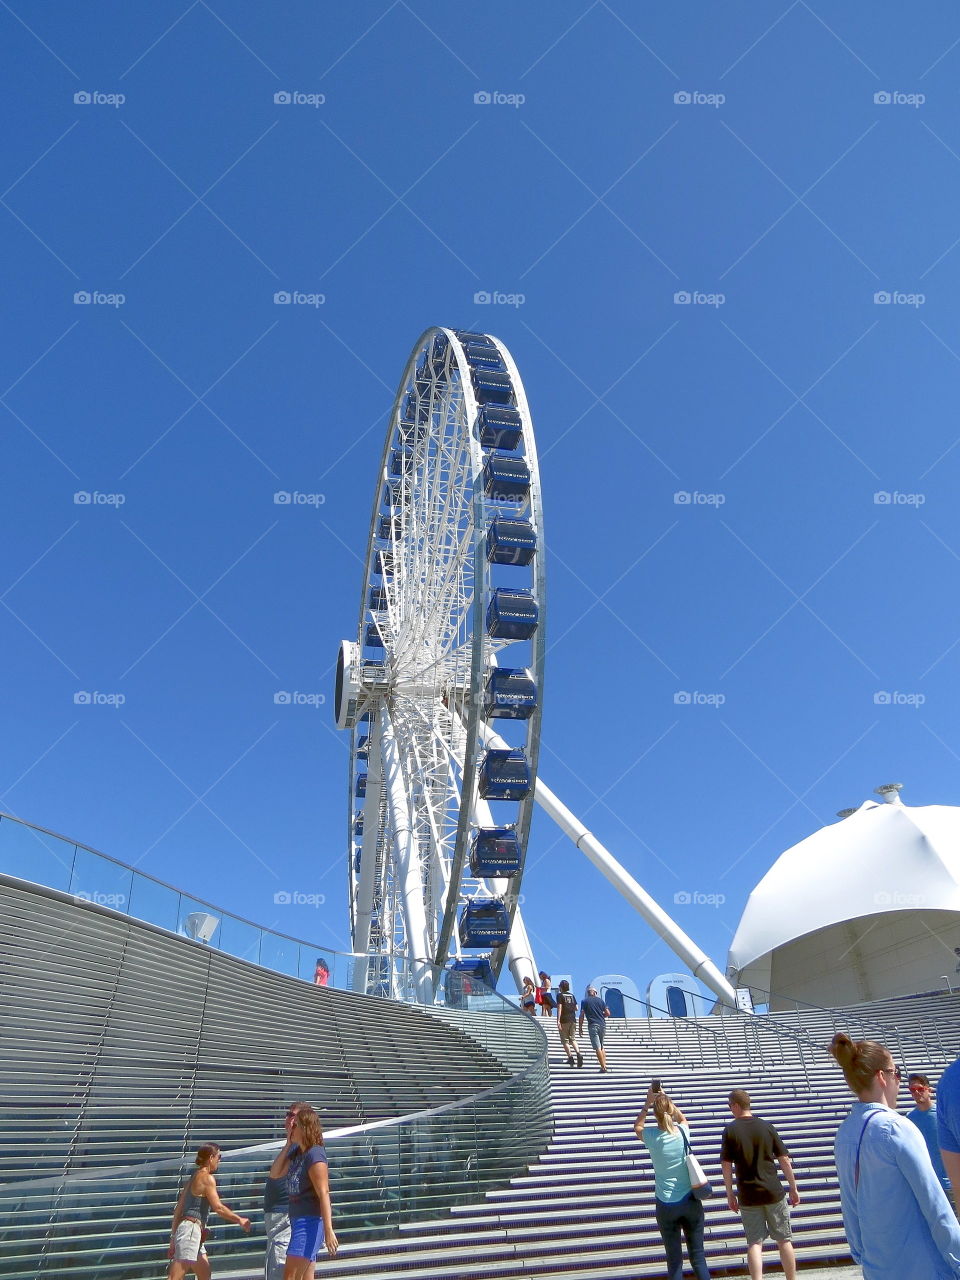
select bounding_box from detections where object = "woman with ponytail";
[635,1087,712,1280]
[829,1032,960,1279]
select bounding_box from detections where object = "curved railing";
[0,1047,551,1278]
[0,809,360,988]
[0,813,552,1278]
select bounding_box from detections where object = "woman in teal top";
[635,1088,712,1280]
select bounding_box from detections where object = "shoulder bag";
[680,1126,713,1199]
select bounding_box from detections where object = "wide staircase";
[285,991,960,1280]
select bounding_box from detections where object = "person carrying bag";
[635,1087,713,1280]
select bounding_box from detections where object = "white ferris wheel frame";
[338,328,738,1007]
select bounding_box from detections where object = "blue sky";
[4,2,960,1000]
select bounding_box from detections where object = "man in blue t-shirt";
[579,986,611,1072]
[907,1073,951,1196]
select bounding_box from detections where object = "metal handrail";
[669,982,957,1078]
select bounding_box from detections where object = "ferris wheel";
[335,327,545,995]
[335,327,738,1007]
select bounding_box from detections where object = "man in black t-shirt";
[720,1089,800,1280]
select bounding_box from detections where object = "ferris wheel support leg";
[478,726,738,1008]
[381,709,434,1000]
[503,908,536,992]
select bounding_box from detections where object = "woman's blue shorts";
[288,1215,325,1260]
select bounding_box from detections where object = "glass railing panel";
[216,912,262,964]
[67,846,134,912]
[256,929,299,977]
[125,871,181,935]
[174,893,223,945]
[0,816,75,891]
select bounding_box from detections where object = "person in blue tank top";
[167,1143,251,1280]
[273,1105,338,1276]
[635,1087,712,1280]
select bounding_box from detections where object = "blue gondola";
[470,827,522,877]
[364,623,384,648]
[355,775,367,798]
[356,736,369,760]
[483,668,537,720]
[354,849,362,874]
[444,956,496,1005]
[382,481,408,507]
[478,748,531,801]
[452,956,496,987]
[369,586,388,611]
[459,898,511,947]
[389,447,413,476]
[471,368,515,407]
[455,329,495,349]
[487,588,539,640]
[430,333,449,375]
[374,549,394,577]
[477,404,523,451]
[483,454,529,503]
[400,390,417,424]
[377,515,402,542]
[487,516,536,566]
[464,343,506,373]
[353,813,364,836]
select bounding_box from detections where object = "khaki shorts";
[172,1219,207,1262]
[740,1198,791,1245]
[558,1021,577,1046]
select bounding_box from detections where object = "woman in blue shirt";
[830,1033,960,1280]
[635,1088,712,1280]
[273,1105,338,1276]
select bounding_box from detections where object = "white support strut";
[479,724,738,1007]
[380,707,433,974]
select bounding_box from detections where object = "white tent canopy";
[727,789,960,1008]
